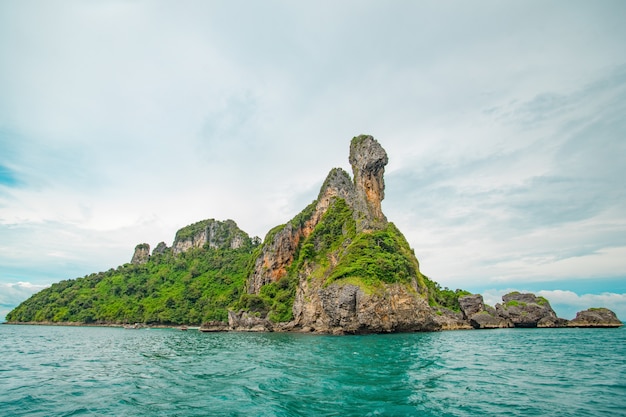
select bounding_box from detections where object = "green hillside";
[6,230,258,325]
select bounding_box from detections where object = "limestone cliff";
[242,135,435,333]
[247,167,355,294]
[349,134,388,230]
[131,243,150,264]
[172,219,247,255]
[152,241,169,256]
[247,136,390,295]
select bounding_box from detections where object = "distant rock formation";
[349,135,388,230]
[172,219,247,255]
[569,308,623,328]
[131,243,150,264]
[459,294,512,329]
[152,241,168,256]
[495,292,560,328]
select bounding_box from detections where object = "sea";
[0,325,624,417]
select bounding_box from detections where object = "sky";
[1,0,625,322]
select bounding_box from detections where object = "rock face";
[459,294,512,329]
[244,135,436,333]
[349,135,388,230]
[228,311,273,332]
[569,308,623,328]
[152,242,168,256]
[459,294,485,318]
[172,219,247,255]
[292,283,438,334]
[131,243,150,264]
[247,136,390,295]
[495,292,559,328]
[199,321,230,332]
[432,308,473,330]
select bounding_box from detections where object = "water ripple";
[1,326,624,416]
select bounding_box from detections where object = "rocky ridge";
[569,308,623,327]
[131,243,150,265]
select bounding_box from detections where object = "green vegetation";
[239,196,470,321]
[536,296,549,306]
[505,300,528,308]
[7,225,259,325]
[423,276,471,312]
[233,201,319,322]
[7,197,471,325]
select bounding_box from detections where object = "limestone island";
[5,136,622,333]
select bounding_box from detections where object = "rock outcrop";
[172,219,247,255]
[247,136,390,295]
[569,308,623,328]
[228,311,273,332]
[244,135,436,334]
[152,241,168,256]
[459,294,512,329]
[131,243,150,264]
[495,292,559,328]
[349,135,388,230]
[199,320,230,332]
[433,308,473,330]
[292,283,438,334]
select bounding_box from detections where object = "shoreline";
[3,320,622,333]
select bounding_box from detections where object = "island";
[5,135,622,333]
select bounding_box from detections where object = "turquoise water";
[1,325,624,416]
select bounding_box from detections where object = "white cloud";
[537,290,626,320]
[0,281,49,322]
[1,1,625,315]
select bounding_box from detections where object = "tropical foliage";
[6,238,258,325]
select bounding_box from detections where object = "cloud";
[383,64,626,289]
[0,1,625,310]
[0,281,49,322]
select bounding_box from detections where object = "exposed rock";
[228,310,273,332]
[292,281,439,334]
[245,135,445,334]
[152,241,168,256]
[433,308,473,330]
[247,222,302,294]
[537,316,570,328]
[495,292,559,328]
[131,243,150,264]
[247,168,355,294]
[459,294,512,329]
[459,294,485,319]
[199,321,229,332]
[172,219,247,255]
[569,308,623,328]
[247,136,395,296]
[470,311,514,329]
[349,135,388,230]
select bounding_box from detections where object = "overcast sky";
[1,1,625,321]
